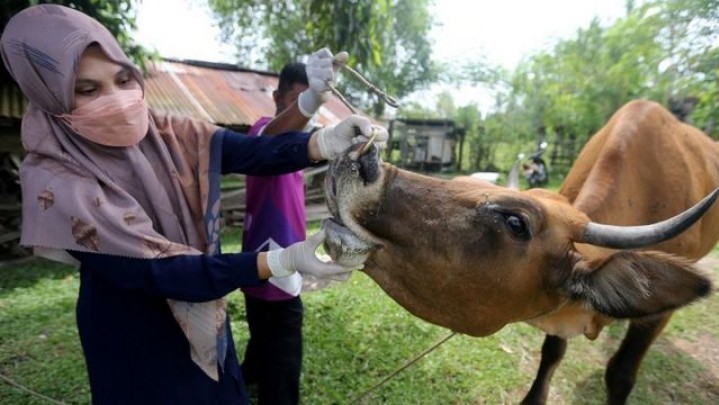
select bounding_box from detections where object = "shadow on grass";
[0,257,76,294]
[297,272,535,404]
[569,335,719,404]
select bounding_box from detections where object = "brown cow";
[322,100,719,404]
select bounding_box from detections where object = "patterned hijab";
[1,4,227,380]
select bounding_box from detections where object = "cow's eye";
[504,214,530,240]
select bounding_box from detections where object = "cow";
[322,99,719,404]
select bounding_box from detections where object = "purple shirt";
[241,117,306,300]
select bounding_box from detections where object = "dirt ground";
[677,255,719,377]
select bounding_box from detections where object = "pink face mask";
[59,89,149,147]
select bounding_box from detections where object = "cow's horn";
[579,188,719,249]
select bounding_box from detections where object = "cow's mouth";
[322,143,383,268]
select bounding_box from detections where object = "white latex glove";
[266,229,356,279]
[315,115,389,160]
[297,48,349,118]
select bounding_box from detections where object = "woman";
[0,4,386,404]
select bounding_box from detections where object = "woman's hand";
[308,115,388,161]
[262,230,357,279]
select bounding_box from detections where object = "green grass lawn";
[1,225,718,404]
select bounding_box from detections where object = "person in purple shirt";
[240,61,318,404]
[0,5,387,404]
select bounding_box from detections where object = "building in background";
[386,118,464,173]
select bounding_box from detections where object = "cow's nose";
[358,143,380,184]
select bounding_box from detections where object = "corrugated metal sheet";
[0,59,359,127]
[145,59,354,128]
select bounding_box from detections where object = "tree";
[476,0,719,176]
[0,0,149,82]
[655,0,719,132]
[509,12,667,147]
[208,0,438,116]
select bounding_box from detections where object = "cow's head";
[323,144,716,337]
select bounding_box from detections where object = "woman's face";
[73,45,141,109]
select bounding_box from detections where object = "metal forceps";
[328,59,399,154]
[329,61,400,113]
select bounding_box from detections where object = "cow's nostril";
[358,144,380,184]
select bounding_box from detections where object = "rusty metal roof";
[0,58,359,127]
[146,59,358,127]
[145,60,278,127]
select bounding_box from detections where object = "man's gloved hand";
[297,48,349,118]
[266,229,356,279]
[315,115,389,160]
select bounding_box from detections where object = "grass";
[1,224,718,404]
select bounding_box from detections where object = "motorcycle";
[507,141,549,189]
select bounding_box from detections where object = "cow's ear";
[562,250,713,318]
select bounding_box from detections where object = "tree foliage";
[0,0,149,82]
[463,0,719,174]
[207,0,438,116]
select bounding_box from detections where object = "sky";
[134,0,629,109]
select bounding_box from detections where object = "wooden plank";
[0,203,21,212]
[0,231,20,244]
[303,164,328,179]
[0,136,23,154]
[219,168,330,227]
[306,203,330,222]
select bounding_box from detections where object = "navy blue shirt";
[69,129,316,404]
